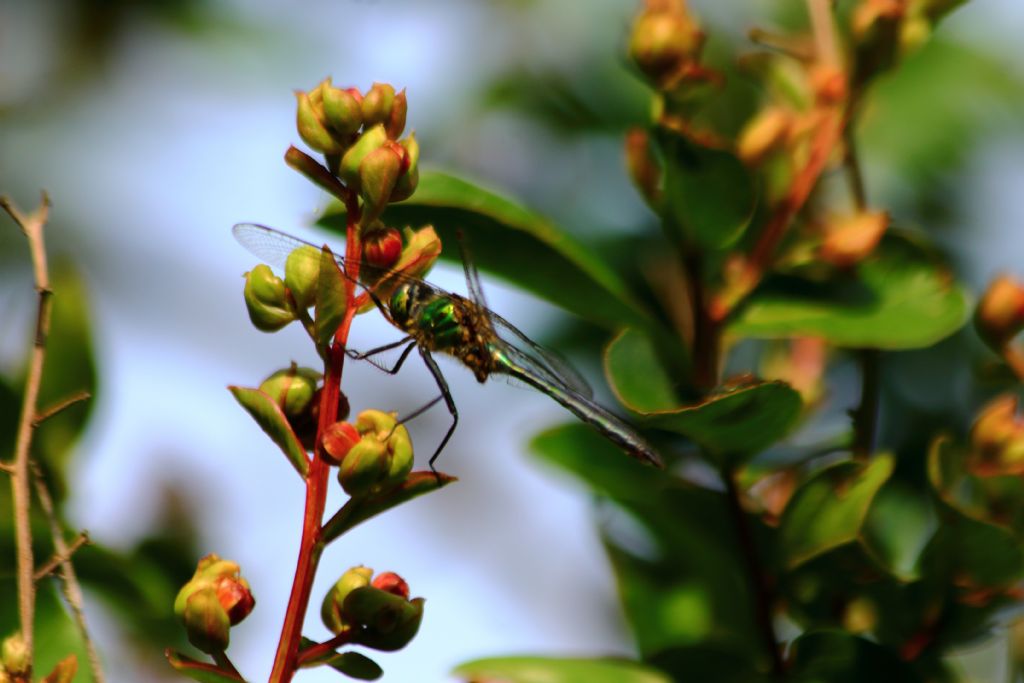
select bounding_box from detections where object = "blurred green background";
[1,0,1023,681]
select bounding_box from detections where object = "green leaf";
[298,641,383,680]
[779,455,895,568]
[861,483,936,581]
[228,386,309,478]
[321,471,457,543]
[789,630,925,683]
[729,236,970,349]
[605,333,801,465]
[165,650,246,682]
[452,656,671,683]
[314,245,347,347]
[658,131,757,250]
[318,171,654,331]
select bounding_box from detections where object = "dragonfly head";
[388,282,415,329]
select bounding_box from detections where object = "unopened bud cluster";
[323,409,414,497]
[321,566,424,651]
[174,554,255,654]
[297,79,419,227]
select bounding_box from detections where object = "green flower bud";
[628,7,703,88]
[337,410,413,497]
[338,434,390,497]
[259,366,321,418]
[182,587,231,653]
[321,565,373,634]
[355,409,413,487]
[361,82,396,128]
[296,88,343,155]
[339,124,389,191]
[244,264,295,332]
[284,244,322,310]
[344,588,425,651]
[1,633,29,677]
[393,225,441,282]
[386,88,408,139]
[389,133,420,203]
[358,142,405,226]
[323,83,364,137]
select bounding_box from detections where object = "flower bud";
[389,133,420,202]
[244,264,296,332]
[296,87,343,155]
[174,554,255,648]
[322,420,362,465]
[323,83,364,137]
[969,394,1024,477]
[322,566,373,634]
[339,124,389,191]
[386,89,408,139]
[372,572,410,599]
[624,128,661,205]
[392,225,442,282]
[362,82,396,129]
[628,6,703,88]
[738,107,794,165]
[1,634,29,677]
[344,588,424,651]
[819,210,889,268]
[337,410,414,497]
[284,244,322,310]
[975,275,1024,351]
[259,366,321,418]
[363,226,404,270]
[359,142,406,225]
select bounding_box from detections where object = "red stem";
[269,198,361,683]
[295,630,354,666]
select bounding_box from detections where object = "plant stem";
[269,198,361,683]
[295,630,353,666]
[851,349,881,459]
[2,194,52,661]
[723,468,784,677]
[684,252,719,391]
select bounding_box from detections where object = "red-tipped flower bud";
[339,124,388,191]
[259,365,321,418]
[389,133,420,203]
[323,82,364,137]
[362,82,396,129]
[244,264,296,332]
[174,554,255,652]
[363,225,404,270]
[322,421,362,465]
[358,141,406,225]
[296,84,343,155]
[284,244,322,310]
[975,275,1024,351]
[322,566,373,634]
[386,89,408,139]
[336,410,414,498]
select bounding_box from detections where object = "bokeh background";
[1,0,1023,681]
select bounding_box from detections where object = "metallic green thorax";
[389,282,496,382]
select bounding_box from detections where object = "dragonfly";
[233,223,663,469]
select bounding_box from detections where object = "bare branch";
[33,391,92,426]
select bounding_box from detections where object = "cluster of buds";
[296,79,419,227]
[975,275,1024,353]
[627,0,705,90]
[321,566,424,651]
[259,365,326,448]
[852,0,966,75]
[173,555,255,654]
[323,410,414,497]
[968,394,1024,477]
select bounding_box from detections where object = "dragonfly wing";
[232,223,343,269]
[487,312,593,398]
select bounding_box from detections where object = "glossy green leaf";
[314,245,347,347]
[228,386,309,478]
[605,334,801,465]
[165,650,246,682]
[779,455,894,568]
[532,424,765,659]
[729,236,970,349]
[789,630,925,683]
[453,656,671,683]
[318,170,653,330]
[298,639,382,680]
[321,471,457,543]
[861,483,936,581]
[658,131,756,250]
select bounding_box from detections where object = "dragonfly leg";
[346,337,417,375]
[418,348,458,471]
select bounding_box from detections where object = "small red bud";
[371,572,410,599]
[215,576,255,625]
[323,421,362,465]
[976,275,1024,351]
[363,226,404,270]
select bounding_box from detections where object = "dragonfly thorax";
[388,282,495,383]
